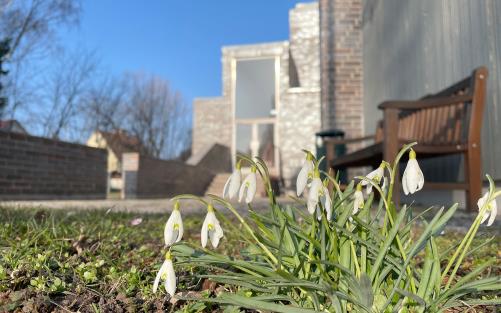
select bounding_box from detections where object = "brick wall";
[122,153,214,199]
[0,132,107,200]
[320,0,364,146]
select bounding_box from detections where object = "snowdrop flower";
[201,204,224,248]
[477,192,497,227]
[153,252,176,296]
[296,152,314,196]
[164,201,183,246]
[353,183,364,215]
[239,166,257,203]
[402,149,424,195]
[223,162,241,199]
[361,163,385,194]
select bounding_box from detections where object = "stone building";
[193,2,321,189]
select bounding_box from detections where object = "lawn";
[0,207,499,312]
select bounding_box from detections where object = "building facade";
[193,0,501,198]
[192,2,321,189]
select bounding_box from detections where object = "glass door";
[233,57,279,175]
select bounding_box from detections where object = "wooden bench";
[325,67,488,211]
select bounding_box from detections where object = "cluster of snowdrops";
[152,143,499,312]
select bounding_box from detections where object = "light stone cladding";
[192,2,321,190]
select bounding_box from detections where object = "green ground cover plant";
[0,146,499,312]
[160,144,500,312]
[0,207,498,312]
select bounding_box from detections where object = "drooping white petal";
[322,186,332,220]
[382,176,388,191]
[296,161,313,196]
[164,209,183,246]
[245,172,257,203]
[201,213,209,248]
[353,190,364,215]
[478,192,498,226]
[402,169,409,195]
[222,175,231,198]
[164,258,176,296]
[229,170,241,199]
[153,260,168,293]
[209,220,224,248]
[307,178,322,215]
[239,172,257,203]
[487,201,497,226]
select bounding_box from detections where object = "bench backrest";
[375,67,488,147]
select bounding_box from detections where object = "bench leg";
[464,147,482,212]
[383,108,400,207]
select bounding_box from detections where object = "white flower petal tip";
[477,192,498,227]
[296,160,314,196]
[223,169,241,199]
[402,150,424,195]
[307,178,322,215]
[353,185,364,215]
[239,170,257,203]
[164,203,183,247]
[361,164,385,194]
[322,186,332,221]
[153,253,176,297]
[201,207,224,248]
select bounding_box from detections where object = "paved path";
[0,197,293,215]
[1,197,498,233]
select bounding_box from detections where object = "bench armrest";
[378,94,472,111]
[323,135,374,145]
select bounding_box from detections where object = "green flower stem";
[444,212,483,290]
[350,239,361,278]
[305,216,317,278]
[209,196,278,265]
[440,215,478,282]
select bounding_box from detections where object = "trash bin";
[315,129,347,183]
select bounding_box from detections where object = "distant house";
[86,130,144,191]
[0,119,28,134]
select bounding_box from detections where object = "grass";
[0,207,499,312]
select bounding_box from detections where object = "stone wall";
[319,0,364,146]
[289,2,320,88]
[281,2,322,189]
[0,131,107,200]
[280,88,321,188]
[122,153,214,199]
[192,97,232,157]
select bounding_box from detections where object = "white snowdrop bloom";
[402,149,424,195]
[361,163,385,194]
[353,184,364,215]
[307,177,323,215]
[201,205,224,248]
[164,201,183,246]
[239,167,257,203]
[477,192,497,227]
[153,252,176,296]
[223,165,241,200]
[296,154,314,196]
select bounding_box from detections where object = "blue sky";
[60,0,310,104]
